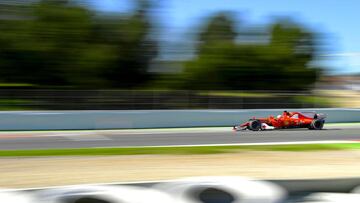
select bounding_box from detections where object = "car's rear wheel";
[309,119,325,130]
[248,120,261,131]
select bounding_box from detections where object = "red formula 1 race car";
[233,111,326,131]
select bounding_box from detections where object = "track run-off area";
[0,123,359,150]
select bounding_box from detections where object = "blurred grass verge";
[0,83,36,87]
[0,143,359,156]
[292,95,334,107]
[0,99,36,110]
[198,91,275,98]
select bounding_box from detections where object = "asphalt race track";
[0,124,359,150]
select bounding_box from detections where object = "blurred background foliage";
[0,0,321,91]
[0,0,157,89]
[176,13,320,91]
[2,0,358,110]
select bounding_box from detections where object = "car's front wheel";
[248,120,261,131]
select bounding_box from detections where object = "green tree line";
[0,0,322,91]
[176,13,321,90]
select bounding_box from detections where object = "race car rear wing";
[315,113,327,119]
[300,112,327,119]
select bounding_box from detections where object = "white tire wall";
[152,176,287,203]
[35,185,181,203]
[0,190,35,203]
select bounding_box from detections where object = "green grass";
[0,83,36,87]
[0,99,37,110]
[293,95,334,107]
[198,91,274,98]
[0,143,359,157]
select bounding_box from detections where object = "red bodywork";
[239,111,319,129]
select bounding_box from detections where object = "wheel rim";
[314,120,323,129]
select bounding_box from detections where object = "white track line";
[64,134,112,141]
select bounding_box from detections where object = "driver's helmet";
[277,115,281,119]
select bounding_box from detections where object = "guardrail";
[0,108,359,130]
[0,89,326,110]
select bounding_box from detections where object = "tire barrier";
[296,192,360,203]
[352,185,360,194]
[34,185,179,203]
[2,177,360,203]
[0,189,35,203]
[152,176,286,203]
[271,178,360,194]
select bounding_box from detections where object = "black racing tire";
[248,119,261,131]
[309,119,325,130]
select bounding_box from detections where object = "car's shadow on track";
[235,128,343,133]
[322,128,344,131]
[277,128,342,131]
